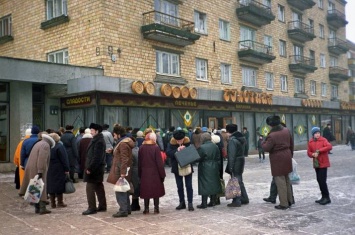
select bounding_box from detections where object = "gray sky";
[346,1,355,43]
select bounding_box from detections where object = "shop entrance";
[208,117,235,130]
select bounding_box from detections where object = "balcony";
[236,0,275,27]
[289,55,317,74]
[349,57,355,70]
[329,66,350,82]
[287,21,316,43]
[328,38,349,55]
[141,11,200,47]
[0,35,13,44]
[327,9,348,28]
[238,40,276,64]
[287,0,315,11]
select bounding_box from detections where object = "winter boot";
[34,203,40,214]
[215,197,221,205]
[197,196,207,209]
[188,203,194,211]
[39,201,51,215]
[319,197,331,205]
[315,197,324,203]
[57,194,67,208]
[153,198,159,214]
[175,201,186,210]
[49,194,56,208]
[207,195,216,207]
[143,199,149,214]
[131,198,141,211]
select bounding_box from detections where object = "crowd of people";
[13,116,336,216]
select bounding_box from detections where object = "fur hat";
[84,128,91,134]
[311,127,321,136]
[89,123,102,133]
[25,128,32,136]
[65,125,74,130]
[49,133,60,143]
[173,130,186,140]
[266,116,281,127]
[226,124,238,134]
[136,131,144,137]
[211,134,220,144]
[31,125,40,135]
[41,134,55,148]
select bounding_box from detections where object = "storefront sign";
[65,96,92,106]
[235,104,251,110]
[174,100,197,107]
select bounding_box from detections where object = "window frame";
[280,75,288,92]
[318,0,324,9]
[46,0,68,21]
[47,48,69,64]
[310,80,316,95]
[219,19,230,41]
[294,77,305,94]
[220,63,232,84]
[0,15,12,37]
[242,66,257,87]
[265,72,274,90]
[321,82,327,97]
[319,24,324,39]
[195,58,208,81]
[331,84,338,99]
[279,40,286,57]
[320,53,326,68]
[194,10,208,34]
[156,50,180,76]
[278,4,285,22]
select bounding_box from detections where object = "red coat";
[307,136,332,168]
[138,140,166,199]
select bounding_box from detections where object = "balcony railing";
[289,55,317,74]
[288,21,314,34]
[329,66,350,82]
[287,21,315,42]
[239,40,273,54]
[238,0,272,15]
[238,40,276,64]
[286,0,315,11]
[143,11,194,31]
[328,37,349,55]
[289,55,315,66]
[327,9,348,28]
[236,0,275,26]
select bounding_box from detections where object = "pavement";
[0,145,355,235]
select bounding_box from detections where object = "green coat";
[197,140,222,196]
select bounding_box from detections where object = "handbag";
[113,177,131,192]
[225,176,241,200]
[289,158,300,184]
[174,145,200,167]
[64,175,76,194]
[178,164,192,176]
[217,179,226,198]
[24,174,44,203]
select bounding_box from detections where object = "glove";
[37,173,43,179]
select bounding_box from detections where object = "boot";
[143,199,149,214]
[315,197,324,203]
[34,203,40,214]
[175,201,186,210]
[131,198,141,211]
[153,198,159,214]
[39,201,51,215]
[207,195,216,207]
[188,203,194,211]
[57,194,67,208]
[197,196,207,209]
[49,194,56,208]
[227,197,241,207]
[215,197,221,205]
[319,197,331,205]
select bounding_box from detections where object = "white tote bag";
[24,175,44,203]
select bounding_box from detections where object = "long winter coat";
[262,125,293,176]
[78,134,92,172]
[307,136,332,168]
[166,136,192,175]
[197,140,222,196]
[322,126,335,142]
[138,140,166,199]
[13,135,30,186]
[20,134,39,168]
[83,133,106,183]
[61,131,79,168]
[225,131,246,176]
[131,144,140,197]
[19,137,55,201]
[47,143,70,194]
[107,136,135,185]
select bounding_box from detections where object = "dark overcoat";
[225,131,246,176]
[262,125,293,176]
[83,133,106,183]
[61,131,79,168]
[47,143,70,194]
[197,140,222,196]
[138,140,166,199]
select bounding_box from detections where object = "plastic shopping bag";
[24,175,44,203]
[113,177,131,192]
[225,176,241,200]
[289,158,300,184]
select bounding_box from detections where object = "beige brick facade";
[0,0,349,101]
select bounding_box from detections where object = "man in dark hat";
[20,125,40,169]
[262,116,294,210]
[322,123,335,154]
[82,123,107,215]
[225,124,249,207]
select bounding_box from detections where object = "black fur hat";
[173,130,185,140]
[266,116,281,127]
[89,123,102,133]
[226,124,238,134]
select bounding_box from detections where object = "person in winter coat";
[225,124,249,207]
[20,125,40,169]
[242,127,250,157]
[345,126,355,150]
[262,116,293,210]
[19,133,55,214]
[307,127,332,205]
[166,130,194,211]
[136,131,144,147]
[257,135,265,163]
[61,125,79,182]
[196,133,222,209]
[322,123,335,154]
[102,124,114,173]
[47,133,70,209]
[82,123,107,215]
[191,127,203,149]
[138,132,166,214]
[130,141,141,211]
[107,125,135,218]
[13,128,31,189]
[78,128,92,178]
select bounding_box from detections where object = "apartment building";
[0,0,353,170]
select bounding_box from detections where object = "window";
[318,0,323,9]
[239,26,255,49]
[319,24,324,39]
[330,56,338,66]
[46,0,68,20]
[48,49,69,64]
[309,50,315,65]
[154,0,178,26]
[242,67,257,87]
[309,19,314,29]
[263,0,271,8]
[278,5,285,22]
[331,84,338,99]
[265,72,274,90]
[280,75,288,92]
[321,82,327,96]
[279,40,286,57]
[220,63,231,84]
[194,11,207,34]
[219,19,230,41]
[328,1,335,11]
[196,58,207,81]
[156,51,180,76]
[0,15,12,37]
[320,53,326,67]
[294,77,305,93]
[264,35,272,48]
[310,80,316,95]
